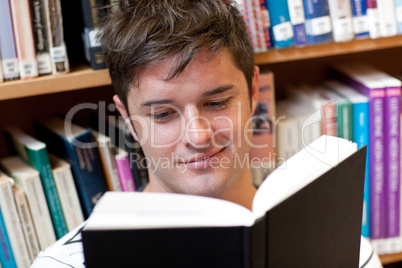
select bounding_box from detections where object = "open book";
[82,135,367,268]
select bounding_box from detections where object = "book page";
[252,135,357,218]
[85,191,255,230]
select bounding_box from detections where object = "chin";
[178,172,234,198]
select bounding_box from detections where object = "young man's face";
[115,50,259,198]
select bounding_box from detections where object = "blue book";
[34,117,108,218]
[395,0,402,34]
[302,0,333,44]
[0,206,16,268]
[287,0,308,46]
[350,0,370,39]
[326,80,370,238]
[265,0,294,48]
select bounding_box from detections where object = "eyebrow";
[202,85,234,97]
[140,84,234,107]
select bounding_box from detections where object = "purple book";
[0,0,19,80]
[381,74,402,253]
[115,148,136,192]
[331,64,386,253]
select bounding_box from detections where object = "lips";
[178,147,226,170]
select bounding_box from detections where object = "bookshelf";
[1,35,402,265]
[380,252,402,265]
[0,65,111,101]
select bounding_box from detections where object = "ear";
[250,65,260,115]
[113,95,140,142]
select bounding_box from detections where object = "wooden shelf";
[0,65,111,101]
[254,35,402,65]
[1,35,402,101]
[380,252,402,265]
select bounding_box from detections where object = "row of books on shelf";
[0,115,149,267]
[272,62,402,256]
[239,0,402,52]
[0,0,117,83]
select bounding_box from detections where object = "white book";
[13,186,40,261]
[366,3,381,38]
[377,0,398,37]
[275,100,300,161]
[0,156,56,249]
[286,84,323,146]
[49,154,85,232]
[93,130,122,191]
[328,0,354,42]
[0,172,31,268]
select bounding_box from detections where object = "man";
[32,0,260,267]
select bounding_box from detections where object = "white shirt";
[31,222,87,268]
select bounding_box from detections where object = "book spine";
[365,0,381,38]
[0,0,20,81]
[336,101,345,138]
[243,0,260,53]
[18,174,56,249]
[287,0,308,47]
[350,0,370,38]
[249,72,276,186]
[276,117,300,161]
[395,0,402,34]
[29,0,52,75]
[327,0,354,42]
[377,0,398,37]
[384,86,401,253]
[252,0,267,53]
[45,0,70,74]
[362,88,386,253]
[340,101,353,140]
[0,180,31,268]
[115,154,136,192]
[97,144,122,191]
[266,0,294,48]
[259,0,272,49]
[332,69,386,251]
[0,206,17,268]
[302,0,333,44]
[13,187,40,261]
[9,0,39,79]
[27,149,68,239]
[322,101,337,137]
[352,102,370,237]
[125,137,149,189]
[52,165,85,232]
[80,0,107,69]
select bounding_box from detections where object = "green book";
[320,83,353,140]
[5,126,68,239]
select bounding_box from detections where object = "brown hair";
[99,0,255,111]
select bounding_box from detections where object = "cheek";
[142,120,185,148]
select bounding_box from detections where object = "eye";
[151,111,173,121]
[205,98,231,109]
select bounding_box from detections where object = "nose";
[182,111,213,148]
